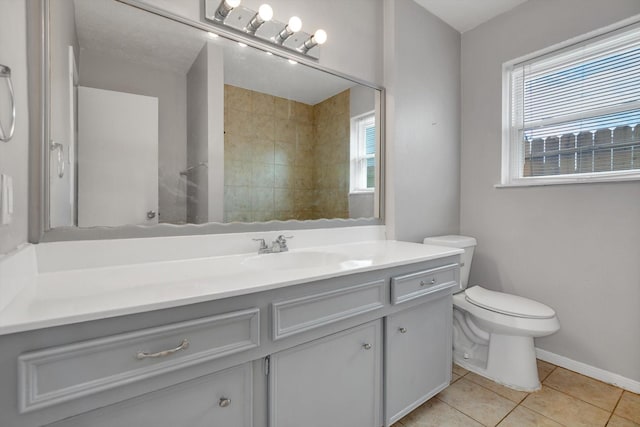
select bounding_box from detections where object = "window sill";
[496,173,640,188]
[349,190,375,195]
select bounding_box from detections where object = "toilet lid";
[465,286,556,319]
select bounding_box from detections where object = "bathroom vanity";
[0,238,461,427]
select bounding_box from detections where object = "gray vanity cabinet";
[48,362,253,427]
[269,320,382,427]
[384,292,453,426]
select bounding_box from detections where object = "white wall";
[461,0,640,382]
[384,0,461,242]
[186,41,224,224]
[79,49,187,224]
[0,0,29,255]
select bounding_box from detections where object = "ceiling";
[413,0,528,33]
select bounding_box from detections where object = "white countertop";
[0,240,462,336]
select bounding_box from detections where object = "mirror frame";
[28,0,385,243]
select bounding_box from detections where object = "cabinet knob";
[362,343,372,350]
[399,327,407,334]
[219,397,231,408]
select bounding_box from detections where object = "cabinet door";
[269,321,382,427]
[385,295,453,426]
[48,363,253,427]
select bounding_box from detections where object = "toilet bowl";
[423,235,560,391]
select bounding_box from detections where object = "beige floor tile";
[497,406,563,427]
[522,386,610,426]
[452,364,469,377]
[397,398,483,427]
[543,367,623,411]
[391,422,404,427]
[537,359,556,382]
[614,391,640,424]
[451,372,461,383]
[607,415,640,427]
[465,371,529,403]
[437,378,517,426]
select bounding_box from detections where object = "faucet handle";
[276,235,293,243]
[252,238,268,250]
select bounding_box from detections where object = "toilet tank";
[423,235,477,291]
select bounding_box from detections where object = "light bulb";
[258,4,273,21]
[226,0,241,7]
[313,29,327,45]
[288,16,302,32]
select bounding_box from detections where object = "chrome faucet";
[272,235,293,252]
[253,235,293,254]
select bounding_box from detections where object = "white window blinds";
[506,23,640,181]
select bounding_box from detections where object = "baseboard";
[536,348,640,394]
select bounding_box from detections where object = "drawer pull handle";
[362,343,372,350]
[399,327,407,334]
[136,339,189,360]
[420,278,437,286]
[219,397,231,408]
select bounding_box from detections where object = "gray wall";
[461,0,640,382]
[79,49,187,224]
[0,0,29,255]
[384,0,461,242]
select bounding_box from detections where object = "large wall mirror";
[43,0,382,237]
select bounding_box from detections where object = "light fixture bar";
[204,2,325,59]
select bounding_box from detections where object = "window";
[502,23,640,185]
[350,112,376,192]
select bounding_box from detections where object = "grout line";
[523,385,612,426]
[434,397,489,426]
[541,368,626,413]
[494,404,519,426]
[607,391,626,425]
[519,404,570,427]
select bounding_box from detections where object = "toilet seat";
[465,286,556,319]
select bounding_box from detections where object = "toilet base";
[454,333,541,392]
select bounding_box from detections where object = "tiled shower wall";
[224,85,350,222]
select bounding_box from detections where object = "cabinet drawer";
[48,362,253,427]
[272,279,385,340]
[18,308,260,413]
[391,264,458,305]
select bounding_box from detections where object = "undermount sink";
[241,251,350,270]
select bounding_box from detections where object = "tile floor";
[394,360,640,427]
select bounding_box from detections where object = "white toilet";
[423,235,560,391]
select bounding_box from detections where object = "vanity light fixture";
[299,29,327,54]
[288,59,297,65]
[245,4,273,35]
[213,0,241,22]
[274,16,302,45]
[204,1,326,59]
[238,42,247,47]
